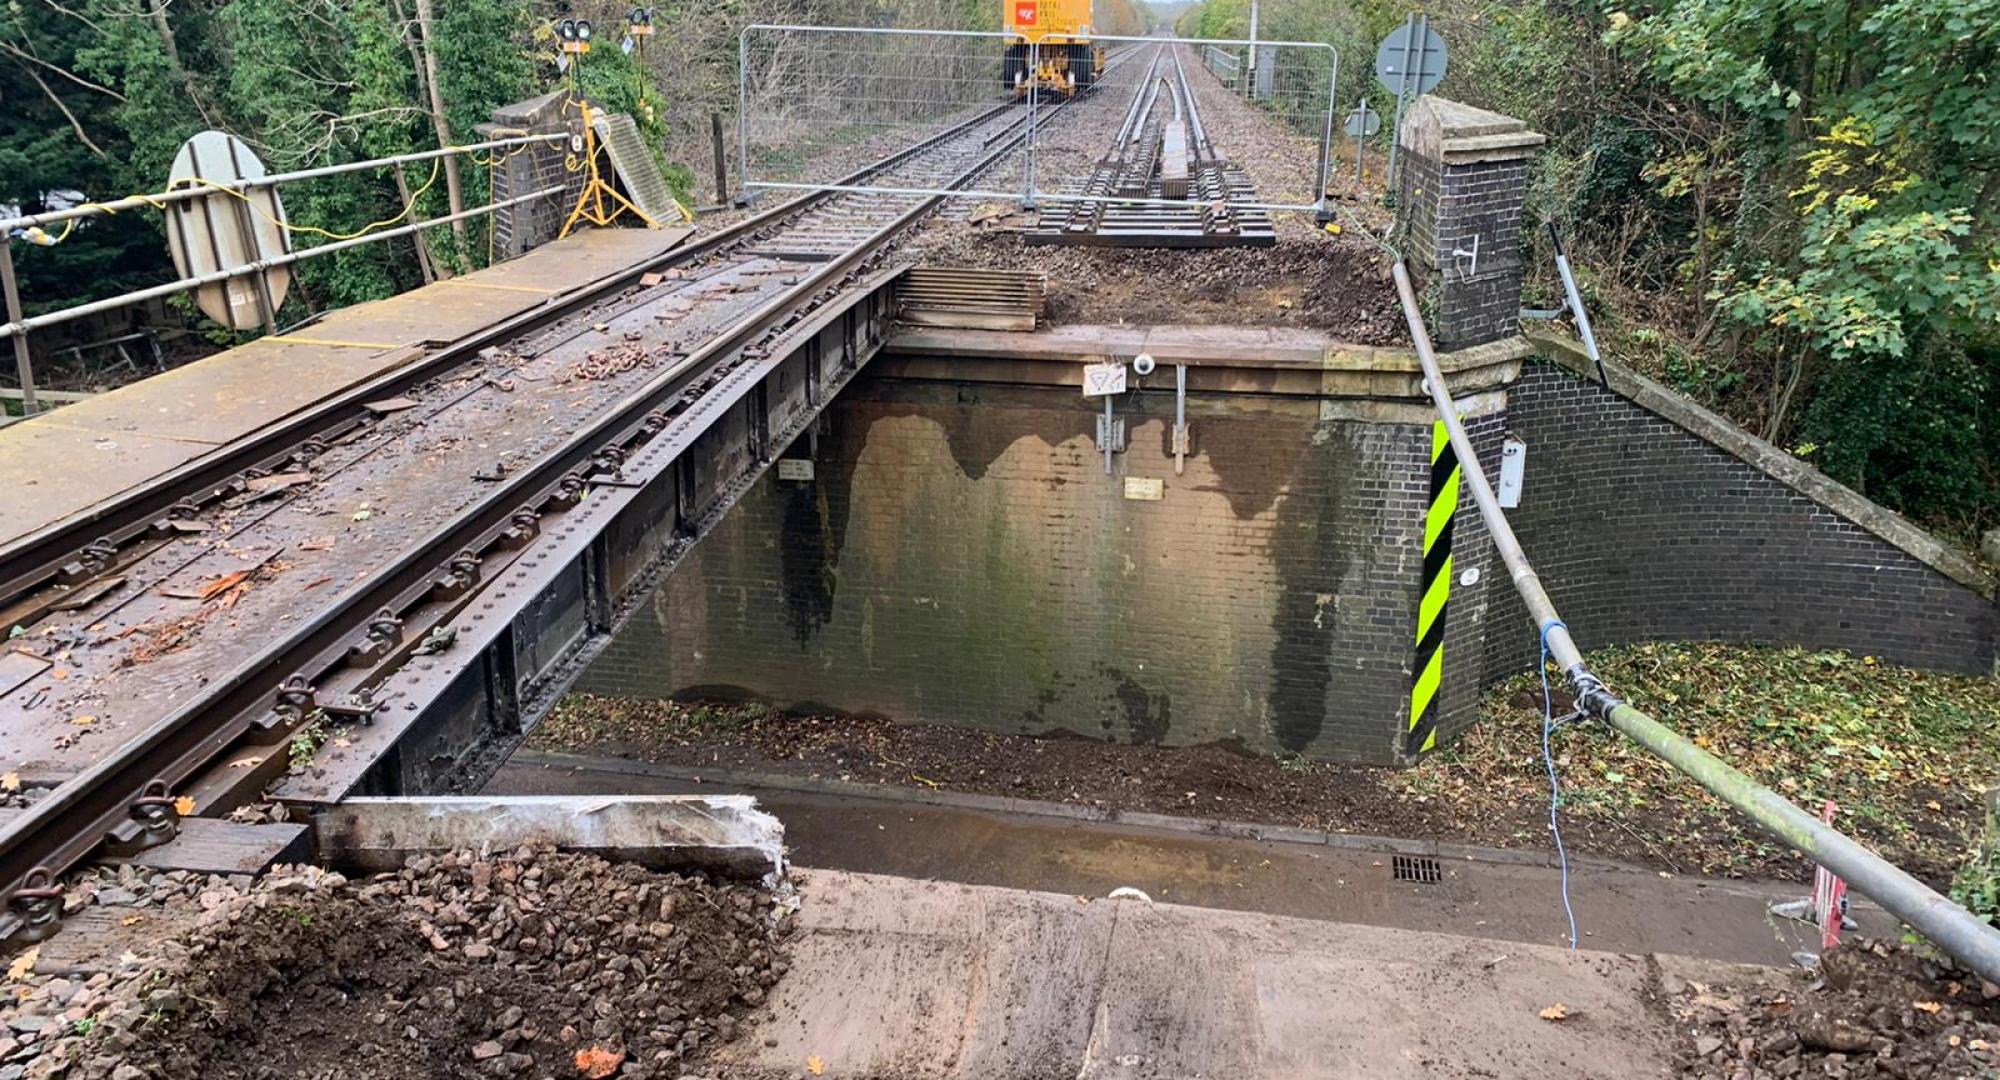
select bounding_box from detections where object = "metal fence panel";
[737,26,1336,215]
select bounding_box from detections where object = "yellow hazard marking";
[264,335,401,349]
[434,279,559,294]
[1408,419,1461,753]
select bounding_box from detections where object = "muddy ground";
[0,850,789,1080]
[1671,938,2000,1078]
[530,679,1990,895]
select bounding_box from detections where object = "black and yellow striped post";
[1407,419,1461,755]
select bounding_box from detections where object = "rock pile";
[1673,938,2000,1079]
[0,849,790,1080]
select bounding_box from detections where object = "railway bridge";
[0,29,1996,1078]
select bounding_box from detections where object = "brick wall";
[580,378,1465,764]
[480,91,584,260]
[1484,360,1998,679]
[1397,97,1541,351]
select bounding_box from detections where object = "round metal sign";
[164,132,291,331]
[1344,102,1382,138]
[1374,22,1448,97]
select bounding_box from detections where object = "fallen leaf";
[808,1056,826,1076]
[120,915,142,927]
[1914,1000,1942,1013]
[300,536,336,551]
[50,668,67,681]
[6,946,36,981]
[70,714,97,726]
[226,756,265,769]
[1,772,18,792]
[573,1046,624,1078]
[352,510,373,522]
[1539,1003,1569,1022]
[173,796,196,816]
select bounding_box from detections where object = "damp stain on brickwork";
[1174,411,1312,520]
[1265,423,1360,753]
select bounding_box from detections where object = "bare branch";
[7,52,107,157]
[0,39,128,101]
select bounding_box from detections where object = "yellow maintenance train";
[1003,0,1105,96]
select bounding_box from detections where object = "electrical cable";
[1539,617,1580,950]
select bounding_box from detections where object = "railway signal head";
[628,7,655,36]
[558,18,591,55]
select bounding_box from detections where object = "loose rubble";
[1672,938,2000,1078]
[0,849,791,1080]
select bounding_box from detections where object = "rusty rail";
[0,91,1082,945]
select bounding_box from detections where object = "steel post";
[1389,258,2000,986]
[738,30,753,204]
[0,241,36,416]
[712,113,730,205]
[1384,12,1418,195]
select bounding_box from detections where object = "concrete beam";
[314,795,784,879]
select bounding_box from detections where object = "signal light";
[628,7,655,36]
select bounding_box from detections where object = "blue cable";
[1539,618,1580,950]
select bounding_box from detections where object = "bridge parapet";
[1397,97,1545,351]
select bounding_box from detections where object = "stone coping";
[1532,331,1996,600]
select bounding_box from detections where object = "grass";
[1408,642,2000,887]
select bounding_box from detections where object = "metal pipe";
[0,134,564,235]
[1388,258,2000,984]
[0,185,563,341]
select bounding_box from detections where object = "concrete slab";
[492,754,1880,969]
[0,225,693,547]
[315,794,783,878]
[717,870,1744,1079]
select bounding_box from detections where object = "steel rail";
[0,101,1022,624]
[1389,259,2000,984]
[0,88,1089,937]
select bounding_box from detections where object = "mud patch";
[1,851,790,1080]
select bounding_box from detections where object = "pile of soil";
[533,696,1469,839]
[910,226,1406,342]
[1671,939,2000,1078]
[0,850,791,1080]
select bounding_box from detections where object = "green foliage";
[1175,0,2000,538]
[1955,841,2000,929]
[1434,641,2000,884]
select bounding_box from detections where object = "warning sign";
[1015,0,1038,25]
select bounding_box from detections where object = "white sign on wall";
[1082,362,1127,397]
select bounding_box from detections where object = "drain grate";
[1391,854,1442,884]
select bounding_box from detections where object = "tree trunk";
[149,0,214,126]
[411,0,468,244]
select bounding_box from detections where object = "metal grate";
[592,113,676,223]
[1392,854,1442,884]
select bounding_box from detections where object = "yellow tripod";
[559,99,663,238]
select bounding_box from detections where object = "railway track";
[1034,43,1273,248]
[0,69,1133,942]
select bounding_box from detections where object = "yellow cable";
[164,155,446,242]
[22,138,546,249]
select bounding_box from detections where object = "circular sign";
[1374,22,1448,97]
[1344,103,1382,138]
[164,132,291,331]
